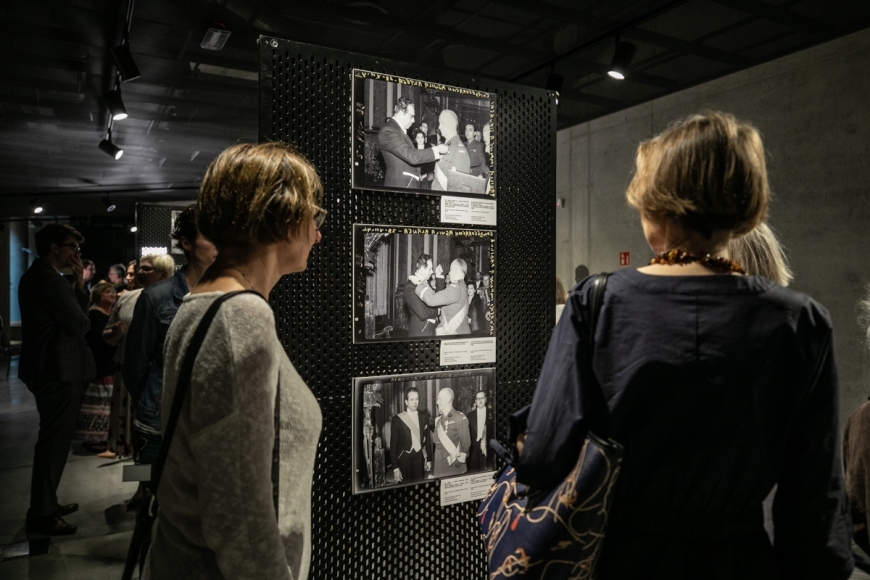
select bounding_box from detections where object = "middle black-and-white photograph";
[353,224,495,343]
[353,369,496,495]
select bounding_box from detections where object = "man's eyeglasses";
[60,243,81,252]
[313,207,328,230]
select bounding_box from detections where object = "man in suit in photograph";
[390,387,432,484]
[432,387,471,478]
[378,97,447,189]
[18,223,96,536]
[403,254,440,338]
[467,390,490,472]
[415,259,471,336]
[464,123,487,178]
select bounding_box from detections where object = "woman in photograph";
[516,112,853,578]
[413,127,435,190]
[467,282,482,333]
[148,142,325,580]
[74,281,118,455]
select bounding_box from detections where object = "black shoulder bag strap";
[582,273,611,439]
[122,289,264,580]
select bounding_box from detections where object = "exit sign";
[619,252,630,266]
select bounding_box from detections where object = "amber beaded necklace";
[649,248,745,275]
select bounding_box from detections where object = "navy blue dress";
[516,269,853,579]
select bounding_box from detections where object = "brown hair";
[728,222,793,286]
[555,276,568,305]
[90,281,116,304]
[196,142,323,251]
[626,111,769,238]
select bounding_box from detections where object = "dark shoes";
[25,514,77,536]
[56,503,79,517]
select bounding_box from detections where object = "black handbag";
[478,273,623,580]
[121,290,263,580]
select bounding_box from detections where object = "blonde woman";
[148,142,325,580]
[517,112,852,579]
[728,222,793,286]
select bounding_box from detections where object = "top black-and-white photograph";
[352,69,495,197]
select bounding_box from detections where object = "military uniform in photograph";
[433,409,471,477]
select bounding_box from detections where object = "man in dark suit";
[378,96,447,189]
[464,123,487,178]
[18,224,96,535]
[390,387,432,484]
[467,390,491,472]
[403,254,439,338]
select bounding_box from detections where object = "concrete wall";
[556,28,870,426]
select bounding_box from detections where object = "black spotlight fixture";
[110,41,141,82]
[105,87,128,121]
[546,71,564,105]
[99,129,124,160]
[102,194,117,212]
[608,40,637,80]
[30,198,44,214]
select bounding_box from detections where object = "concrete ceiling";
[1,0,868,221]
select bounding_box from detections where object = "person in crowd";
[390,387,432,484]
[378,97,447,189]
[416,259,470,336]
[432,387,470,478]
[555,275,568,323]
[467,282,484,333]
[728,222,794,286]
[843,286,870,556]
[103,254,175,461]
[464,123,486,178]
[515,112,853,578]
[432,109,471,191]
[412,127,435,190]
[82,259,96,293]
[124,206,216,485]
[74,281,118,456]
[122,259,138,294]
[482,122,492,175]
[108,263,127,292]
[467,389,489,472]
[403,254,439,338]
[18,223,95,535]
[474,130,482,142]
[147,142,325,580]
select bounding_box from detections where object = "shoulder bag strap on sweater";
[150,290,265,492]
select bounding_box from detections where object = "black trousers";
[27,381,83,517]
[397,448,425,483]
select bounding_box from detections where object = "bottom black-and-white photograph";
[353,369,495,494]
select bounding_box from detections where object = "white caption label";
[439,337,496,366]
[440,471,498,507]
[440,196,497,226]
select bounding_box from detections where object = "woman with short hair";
[517,112,853,578]
[148,142,325,580]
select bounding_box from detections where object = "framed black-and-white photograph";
[353,369,496,495]
[352,69,495,197]
[353,224,495,343]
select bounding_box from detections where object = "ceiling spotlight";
[130,226,138,233]
[99,134,124,160]
[110,42,141,82]
[102,194,117,212]
[546,72,564,105]
[105,88,128,121]
[608,41,637,80]
[201,26,232,51]
[30,198,44,214]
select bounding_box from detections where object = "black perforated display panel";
[259,37,555,580]
[135,202,192,267]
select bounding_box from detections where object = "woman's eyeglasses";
[313,207,328,230]
[137,266,155,273]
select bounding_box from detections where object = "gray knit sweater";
[148,292,322,580]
